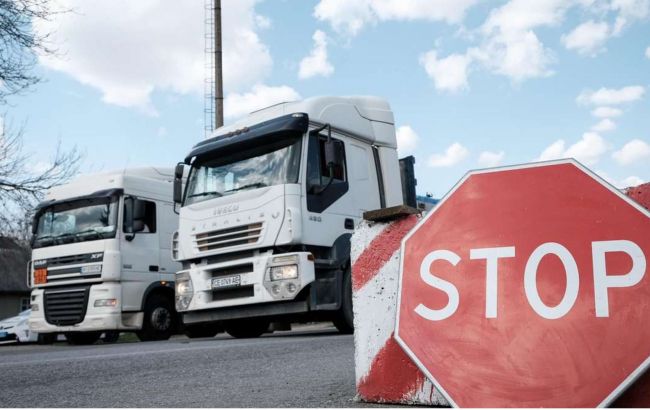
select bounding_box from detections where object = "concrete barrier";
[351,214,446,405]
[351,182,650,407]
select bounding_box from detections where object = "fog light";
[94,298,117,307]
[176,295,192,311]
[271,284,281,295]
[31,304,39,311]
[81,265,102,274]
[269,265,298,281]
[285,282,297,294]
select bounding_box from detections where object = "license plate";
[0,332,8,339]
[211,275,241,290]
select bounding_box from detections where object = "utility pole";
[214,0,224,128]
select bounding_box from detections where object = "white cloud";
[420,50,471,92]
[35,0,273,114]
[466,0,572,83]
[612,139,650,165]
[395,125,419,156]
[561,20,610,56]
[299,30,334,79]
[577,86,646,105]
[224,84,301,120]
[478,151,505,167]
[646,46,650,59]
[313,0,479,36]
[428,143,469,167]
[538,132,608,165]
[596,170,645,189]
[611,0,650,35]
[591,118,616,133]
[620,175,645,187]
[591,106,623,118]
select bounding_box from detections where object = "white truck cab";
[173,96,415,338]
[28,167,180,344]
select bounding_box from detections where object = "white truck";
[28,168,180,344]
[172,96,416,338]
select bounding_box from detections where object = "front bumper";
[176,251,316,313]
[29,283,143,333]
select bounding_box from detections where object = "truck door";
[120,196,160,311]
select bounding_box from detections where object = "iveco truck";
[173,96,415,338]
[28,168,180,344]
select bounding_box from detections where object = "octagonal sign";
[395,160,650,408]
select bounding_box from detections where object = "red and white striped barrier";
[351,182,650,406]
[351,214,446,405]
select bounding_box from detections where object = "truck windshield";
[184,136,302,206]
[32,197,119,249]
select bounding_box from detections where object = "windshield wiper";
[188,191,223,198]
[75,228,104,239]
[34,234,56,246]
[225,183,267,194]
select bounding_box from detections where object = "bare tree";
[0,0,59,103]
[0,1,80,243]
[0,119,81,242]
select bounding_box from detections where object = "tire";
[136,294,175,342]
[65,331,101,345]
[103,331,120,343]
[37,333,57,345]
[333,267,354,334]
[184,323,221,339]
[224,318,270,339]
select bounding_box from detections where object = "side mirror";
[323,139,337,175]
[123,196,146,241]
[174,163,185,205]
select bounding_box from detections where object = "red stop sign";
[395,160,650,408]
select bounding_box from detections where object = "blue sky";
[6,0,650,198]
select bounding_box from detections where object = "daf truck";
[173,96,415,338]
[28,167,180,344]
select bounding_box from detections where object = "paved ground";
[0,325,374,407]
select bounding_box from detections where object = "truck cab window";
[307,133,349,213]
[123,199,157,234]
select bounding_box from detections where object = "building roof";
[0,237,30,293]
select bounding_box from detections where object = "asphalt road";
[0,325,372,407]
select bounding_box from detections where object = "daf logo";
[213,204,239,216]
[90,252,104,261]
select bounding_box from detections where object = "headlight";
[176,280,193,296]
[94,298,117,307]
[81,265,102,274]
[269,265,298,281]
[175,274,193,311]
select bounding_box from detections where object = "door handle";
[149,265,159,272]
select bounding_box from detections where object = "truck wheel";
[65,331,101,345]
[184,323,221,339]
[333,267,354,334]
[136,294,174,342]
[103,331,120,343]
[224,318,270,339]
[37,333,57,345]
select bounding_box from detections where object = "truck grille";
[44,286,90,326]
[194,223,263,252]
